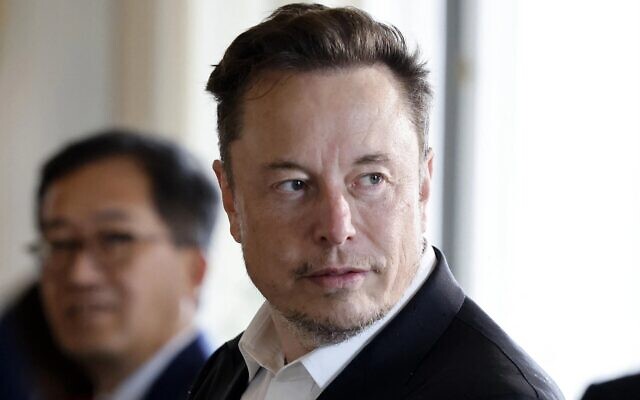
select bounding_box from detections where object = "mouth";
[63,300,116,324]
[303,267,369,290]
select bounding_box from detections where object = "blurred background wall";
[1,1,638,398]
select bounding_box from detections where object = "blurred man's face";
[39,156,199,367]
[216,65,433,345]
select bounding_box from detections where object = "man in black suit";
[0,130,218,400]
[582,372,640,399]
[189,3,563,399]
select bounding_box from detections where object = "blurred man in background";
[0,130,218,400]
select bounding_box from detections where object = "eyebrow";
[263,153,392,172]
[354,153,391,165]
[263,160,306,171]
[92,209,133,223]
[41,209,133,232]
[41,218,71,232]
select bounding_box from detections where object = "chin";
[57,333,122,360]
[279,298,390,347]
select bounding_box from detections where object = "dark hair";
[207,2,432,184]
[37,129,218,250]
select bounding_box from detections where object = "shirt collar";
[239,302,284,380]
[97,326,199,400]
[239,244,436,390]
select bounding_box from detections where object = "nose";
[313,189,356,246]
[65,251,104,286]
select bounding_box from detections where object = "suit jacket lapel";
[142,334,209,400]
[318,248,465,399]
[189,335,249,400]
[221,357,250,400]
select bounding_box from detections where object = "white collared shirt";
[96,326,200,400]
[239,245,437,400]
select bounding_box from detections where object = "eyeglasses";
[27,230,167,272]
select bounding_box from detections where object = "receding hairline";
[226,63,423,156]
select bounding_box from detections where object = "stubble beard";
[269,240,425,350]
[276,302,391,350]
[243,245,393,349]
[282,255,390,347]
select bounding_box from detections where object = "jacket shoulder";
[581,372,640,399]
[408,298,564,400]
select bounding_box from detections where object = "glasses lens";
[28,231,153,271]
[28,239,80,270]
[95,232,137,265]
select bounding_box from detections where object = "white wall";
[0,0,116,305]
[469,1,640,398]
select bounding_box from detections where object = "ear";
[178,248,207,308]
[188,248,207,293]
[419,148,435,231]
[213,160,242,243]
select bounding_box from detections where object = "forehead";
[235,65,418,165]
[40,157,159,229]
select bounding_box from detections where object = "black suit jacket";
[188,248,564,400]
[581,372,640,400]
[141,334,211,400]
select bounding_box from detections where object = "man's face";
[39,157,199,366]
[217,66,433,341]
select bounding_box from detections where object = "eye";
[98,232,135,250]
[49,239,81,252]
[274,179,307,193]
[357,173,386,187]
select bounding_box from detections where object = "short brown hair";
[207,3,432,183]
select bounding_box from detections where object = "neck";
[85,318,194,394]
[271,311,316,363]
[83,354,143,393]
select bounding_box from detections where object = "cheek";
[241,199,307,251]
[40,279,63,327]
[121,259,179,323]
[240,209,307,294]
[357,189,420,239]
